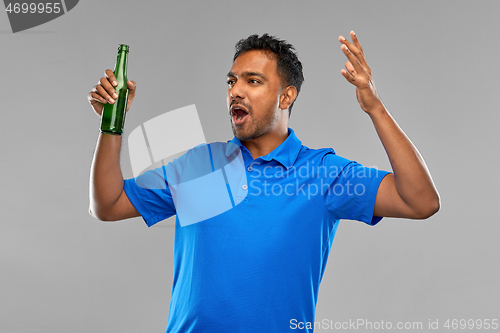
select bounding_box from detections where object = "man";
[88,32,440,332]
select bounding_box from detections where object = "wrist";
[365,102,387,119]
[100,130,122,136]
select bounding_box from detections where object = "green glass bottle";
[100,44,129,135]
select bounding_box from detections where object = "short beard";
[231,124,265,141]
[230,106,280,142]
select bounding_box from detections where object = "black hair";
[233,33,304,116]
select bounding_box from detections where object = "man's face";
[227,50,284,141]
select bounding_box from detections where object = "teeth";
[237,116,242,120]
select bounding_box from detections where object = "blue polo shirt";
[123,128,390,332]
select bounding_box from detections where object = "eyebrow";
[227,71,267,81]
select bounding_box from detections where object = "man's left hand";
[339,31,384,115]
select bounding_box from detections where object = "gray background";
[1,0,499,332]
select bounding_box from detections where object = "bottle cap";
[118,44,129,53]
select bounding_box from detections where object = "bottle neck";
[114,51,128,81]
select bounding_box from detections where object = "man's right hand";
[88,69,141,222]
[87,69,137,116]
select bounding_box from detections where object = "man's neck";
[241,127,289,160]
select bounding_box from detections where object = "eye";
[227,79,235,86]
[249,79,260,84]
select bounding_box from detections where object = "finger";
[350,31,363,55]
[89,91,108,105]
[340,69,355,84]
[126,80,137,111]
[127,80,136,98]
[339,35,362,57]
[99,77,118,103]
[339,35,370,73]
[96,82,116,104]
[105,69,117,87]
[341,43,365,76]
[350,31,372,74]
[339,36,363,63]
[345,61,356,75]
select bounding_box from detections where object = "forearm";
[369,104,440,216]
[89,132,125,220]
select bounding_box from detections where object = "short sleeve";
[123,165,176,227]
[322,153,391,226]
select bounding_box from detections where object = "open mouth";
[231,104,249,125]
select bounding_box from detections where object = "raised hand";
[88,69,137,117]
[339,31,384,115]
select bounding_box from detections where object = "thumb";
[126,80,137,111]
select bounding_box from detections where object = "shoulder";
[167,141,240,179]
[297,144,352,168]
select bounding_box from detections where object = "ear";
[279,86,297,110]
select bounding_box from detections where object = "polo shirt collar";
[227,128,302,170]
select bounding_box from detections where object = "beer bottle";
[100,44,129,135]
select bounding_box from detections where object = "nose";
[229,80,244,100]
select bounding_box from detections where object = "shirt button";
[242,184,248,190]
[247,166,253,172]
